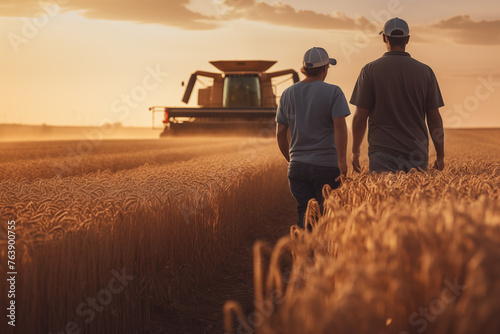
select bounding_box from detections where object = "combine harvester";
[149,60,299,136]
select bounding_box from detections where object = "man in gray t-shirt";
[276,47,350,229]
[350,17,445,173]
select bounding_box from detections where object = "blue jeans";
[369,151,428,173]
[287,161,341,229]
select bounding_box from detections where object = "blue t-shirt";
[276,81,351,167]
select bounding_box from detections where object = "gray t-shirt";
[276,81,351,167]
[350,51,444,160]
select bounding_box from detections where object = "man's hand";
[352,152,361,173]
[336,160,348,182]
[427,109,445,170]
[434,159,445,171]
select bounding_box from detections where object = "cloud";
[217,0,362,30]
[0,0,217,30]
[215,2,500,46]
[0,0,42,17]
[450,71,500,79]
[1,0,499,46]
[429,15,500,45]
[0,0,363,31]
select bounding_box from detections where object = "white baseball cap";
[303,47,337,68]
[379,17,410,37]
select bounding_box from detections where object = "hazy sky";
[1,0,499,128]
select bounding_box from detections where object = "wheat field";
[0,135,293,333]
[225,129,500,334]
[0,129,499,334]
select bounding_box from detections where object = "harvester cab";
[150,60,299,136]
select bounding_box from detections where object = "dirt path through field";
[152,193,297,334]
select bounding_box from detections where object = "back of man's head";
[380,18,410,48]
[387,29,409,47]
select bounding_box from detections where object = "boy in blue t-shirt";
[276,47,350,229]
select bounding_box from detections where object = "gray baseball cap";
[303,47,337,68]
[379,17,410,37]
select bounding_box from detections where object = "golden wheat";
[225,129,500,334]
[1,130,498,334]
[0,137,291,334]
[0,137,247,181]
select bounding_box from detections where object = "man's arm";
[334,116,348,178]
[426,109,445,170]
[351,107,369,173]
[276,123,290,163]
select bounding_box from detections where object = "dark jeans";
[369,151,428,173]
[287,161,341,229]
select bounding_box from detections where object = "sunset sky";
[1,0,499,128]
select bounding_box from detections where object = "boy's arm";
[334,116,348,178]
[276,123,290,163]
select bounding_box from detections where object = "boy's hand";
[336,160,348,182]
